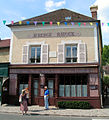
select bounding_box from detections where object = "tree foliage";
[103,76,109,87]
[102,45,109,65]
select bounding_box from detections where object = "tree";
[104,76,109,87]
[102,45,109,65]
[103,76,109,97]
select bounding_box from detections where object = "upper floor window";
[30,46,41,63]
[66,45,77,63]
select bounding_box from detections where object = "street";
[0,113,109,120]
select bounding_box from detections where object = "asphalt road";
[0,113,109,120]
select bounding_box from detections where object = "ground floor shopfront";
[0,63,9,105]
[9,63,101,108]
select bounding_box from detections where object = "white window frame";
[26,41,45,64]
[30,46,41,64]
[65,44,78,63]
[61,40,82,63]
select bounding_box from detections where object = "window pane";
[48,80,53,89]
[37,47,41,52]
[36,47,41,63]
[65,85,70,97]
[71,85,76,97]
[24,84,28,89]
[77,85,81,97]
[19,84,28,95]
[34,89,38,96]
[82,85,87,97]
[66,46,71,57]
[31,47,35,58]
[49,89,53,97]
[34,80,38,88]
[59,85,64,97]
[72,46,77,57]
[66,58,71,63]
[73,58,77,62]
[59,77,64,85]
[19,84,23,94]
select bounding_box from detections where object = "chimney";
[90,5,98,20]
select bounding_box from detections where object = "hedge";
[58,101,91,109]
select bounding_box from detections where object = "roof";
[0,39,10,48]
[8,8,97,27]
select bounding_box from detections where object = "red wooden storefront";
[8,63,101,108]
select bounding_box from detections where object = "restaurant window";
[34,80,39,97]
[66,45,77,63]
[18,75,29,95]
[30,46,41,63]
[59,74,87,97]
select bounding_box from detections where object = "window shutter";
[22,45,28,63]
[78,43,86,63]
[41,44,48,63]
[57,44,64,63]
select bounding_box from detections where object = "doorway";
[32,74,39,105]
[45,75,55,106]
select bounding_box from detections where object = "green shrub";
[58,101,91,109]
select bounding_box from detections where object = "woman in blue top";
[44,86,49,110]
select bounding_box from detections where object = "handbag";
[19,95,22,103]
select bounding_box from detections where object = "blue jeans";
[44,95,49,109]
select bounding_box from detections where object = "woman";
[19,89,28,115]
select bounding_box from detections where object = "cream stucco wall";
[11,25,97,64]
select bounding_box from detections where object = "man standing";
[44,86,49,110]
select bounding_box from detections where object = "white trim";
[77,44,79,63]
[62,40,82,63]
[9,32,13,63]
[94,27,98,62]
[11,24,96,32]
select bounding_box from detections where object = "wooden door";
[32,78,39,105]
[47,79,55,105]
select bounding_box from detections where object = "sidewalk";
[0,105,109,117]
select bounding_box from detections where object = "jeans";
[44,95,49,109]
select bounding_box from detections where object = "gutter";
[97,20,103,108]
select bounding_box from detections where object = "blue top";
[44,89,49,96]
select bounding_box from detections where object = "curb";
[0,111,109,117]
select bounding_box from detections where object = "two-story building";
[8,6,102,108]
[0,39,10,104]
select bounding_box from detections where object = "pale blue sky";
[0,0,109,45]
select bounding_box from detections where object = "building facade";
[0,39,10,104]
[8,7,102,108]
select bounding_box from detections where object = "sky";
[0,0,109,45]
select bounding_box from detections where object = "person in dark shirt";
[44,86,49,110]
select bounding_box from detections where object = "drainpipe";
[97,21,103,108]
